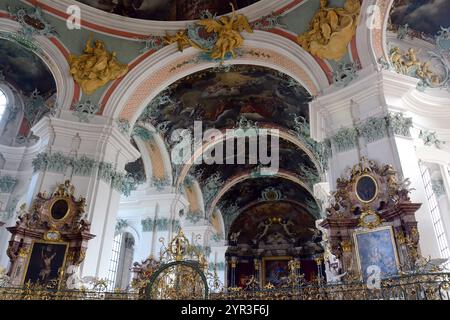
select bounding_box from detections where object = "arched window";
[107,232,135,290]
[0,88,7,122]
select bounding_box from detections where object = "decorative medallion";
[44,230,62,242]
[165,4,253,61]
[358,209,383,229]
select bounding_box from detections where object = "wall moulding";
[31,151,143,196]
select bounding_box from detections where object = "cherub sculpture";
[69,36,129,95]
[297,0,361,61]
[197,3,253,60]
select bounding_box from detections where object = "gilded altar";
[320,157,424,281]
[5,181,95,288]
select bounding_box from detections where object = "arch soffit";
[101,31,329,121]
[206,170,316,218]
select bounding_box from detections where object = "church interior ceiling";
[0,39,56,96]
[137,64,312,141]
[77,0,260,21]
[190,138,318,187]
[125,157,147,183]
[218,177,319,226]
[390,0,450,37]
[228,201,316,246]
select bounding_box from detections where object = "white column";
[310,70,442,259]
[29,116,140,278]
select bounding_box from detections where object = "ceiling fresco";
[228,201,316,246]
[218,177,317,220]
[125,157,147,183]
[78,0,260,21]
[390,0,450,36]
[0,39,56,96]
[138,64,312,140]
[190,138,318,185]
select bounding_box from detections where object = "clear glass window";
[0,89,7,121]
[420,163,450,259]
[107,233,124,290]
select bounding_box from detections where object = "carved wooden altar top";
[321,157,416,225]
[8,180,94,241]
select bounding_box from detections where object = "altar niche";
[320,157,422,282]
[225,200,325,288]
[6,180,95,288]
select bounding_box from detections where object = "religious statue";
[297,0,361,61]
[69,37,129,95]
[164,30,192,52]
[229,230,241,244]
[65,264,97,290]
[197,3,253,60]
[165,3,253,61]
[389,47,441,86]
[325,254,347,283]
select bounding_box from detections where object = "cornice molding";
[310,69,450,142]
[32,116,140,167]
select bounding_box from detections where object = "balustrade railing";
[0,272,449,300]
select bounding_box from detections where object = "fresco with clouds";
[390,0,450,36]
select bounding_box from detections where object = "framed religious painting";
[262,256,291,287]
[22,240,69,288]
[353,226,400,282]
[354,174,379,203]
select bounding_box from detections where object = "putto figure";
[69,37,129,95]
[197,3,253,60]
[297,0,361,61]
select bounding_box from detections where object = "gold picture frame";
[22,240,69,288]
[48,197,72,222]
[354,174,379,204]
[261,256,291,287]
[353,226,400,282]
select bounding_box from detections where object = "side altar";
[320,157,423,282]
[5,181,95,288]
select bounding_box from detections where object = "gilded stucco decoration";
[165,3,253,61]
[69,38,129,95]
[389,47,441,86]
[297,0,361,61]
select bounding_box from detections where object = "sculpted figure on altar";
[297,0,361,61]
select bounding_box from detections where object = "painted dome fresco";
[77,0,260,21]
[390,0,450,36]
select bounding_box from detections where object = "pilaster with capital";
[310,69,442,259]
[21,115,141,279]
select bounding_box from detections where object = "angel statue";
[69,36,129,95]
[197,3,253,60]
[65,264,97,290]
